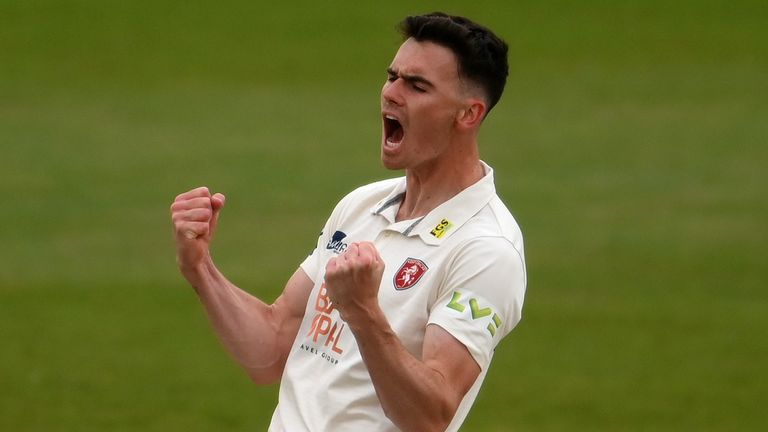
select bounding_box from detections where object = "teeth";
[385,115,397,120]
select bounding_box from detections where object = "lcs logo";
[430,218,453,239]
[326,231,348,254]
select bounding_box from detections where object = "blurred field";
[1,0,766,431]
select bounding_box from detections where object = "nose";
[381,79,404,107]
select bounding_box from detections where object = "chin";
[382,161,403,171]
[380,157,401,171]
[380,152,404,171]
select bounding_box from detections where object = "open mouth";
[384,115,404,146]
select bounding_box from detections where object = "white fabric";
[269,162,526,432]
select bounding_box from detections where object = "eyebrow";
[387,67,435,89]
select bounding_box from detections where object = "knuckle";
[175,186,210,202]
[198,208,212,220]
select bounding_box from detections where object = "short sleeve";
[299,234,323,284]
[298,189,359,283]
[428,236,526,369]
[299,215,335,283]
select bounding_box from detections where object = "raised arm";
[170,186,313,384]
[324,242,480,431]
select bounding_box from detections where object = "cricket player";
[171,12,526,431]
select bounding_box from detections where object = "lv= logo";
[446,291,503,336]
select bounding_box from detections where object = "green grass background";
[1,0,766,430]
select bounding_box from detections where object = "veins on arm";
[348,310,480,431]
[192,265,313,384]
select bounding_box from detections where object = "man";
[170,12,526,432]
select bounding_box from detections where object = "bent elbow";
[384,400,455,432]
[244,361,284,386]
[247,369,281,386]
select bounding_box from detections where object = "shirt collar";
[371,161,497,245]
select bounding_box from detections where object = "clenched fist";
[324,242,385,321]
[170,186,226,270]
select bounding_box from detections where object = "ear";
[456,98,487,131]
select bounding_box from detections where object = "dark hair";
[399,12,509,116]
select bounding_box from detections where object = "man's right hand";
[170,186,226,271]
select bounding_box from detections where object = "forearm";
[180,255,288,384]
[346,306,459,432]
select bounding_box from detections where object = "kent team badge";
[393,258,428,290]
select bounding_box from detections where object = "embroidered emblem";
[393,258,428,290]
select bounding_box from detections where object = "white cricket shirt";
[269,162,526,432]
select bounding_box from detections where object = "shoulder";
[457,196,525,256]
[441,194,527,286]
[441,205,528,332]
[487,196,525,253]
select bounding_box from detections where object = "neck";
[396,145,484,222]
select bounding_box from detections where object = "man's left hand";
[324,242,385,321]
